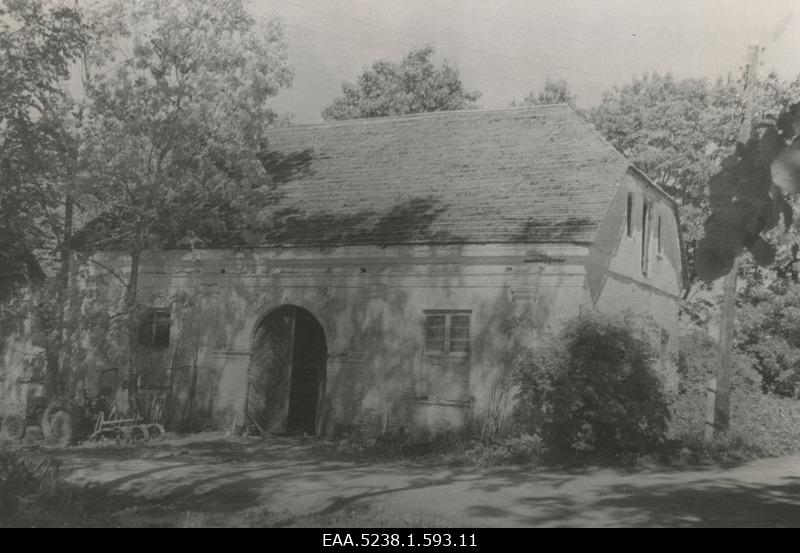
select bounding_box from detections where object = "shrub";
[670,329,800,458]
[670,329,762,438]
[0,451,63,517]
[660,432,767,465]
[464,433,543,467]
[334,425,464,460]
[513,310,670,462]
[675,329,762,396]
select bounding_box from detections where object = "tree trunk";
[45,195,74,398]
[714,256,739,433]
[125,246,141,415]
[712,43,759,437]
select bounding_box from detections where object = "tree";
[321,45,480,121]
[1,0,90,396]
[694,117,798,281]
[590,72,800,281]
[76,0,293,410]
[591,74,740,242]
[512,77,576,107]
[692,40,800,432]
[0,0,87,301]
[738,277,800,397]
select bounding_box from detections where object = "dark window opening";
[626,192,634,237]
[657,215,662,253]
[138,308,171,348]
[641,201,652,275]
[424,311,471,355]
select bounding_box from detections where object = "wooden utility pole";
[713,42,760,434]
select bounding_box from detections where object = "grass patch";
[332,426,543,468]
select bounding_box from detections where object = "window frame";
[423,310,471,357]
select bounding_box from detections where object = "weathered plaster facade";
[586,169,684,389]
[79,243,590,435]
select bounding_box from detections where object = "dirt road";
[56,434,800,527]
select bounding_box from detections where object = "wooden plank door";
[248,307,296,434]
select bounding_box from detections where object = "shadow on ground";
[24,434,800,527]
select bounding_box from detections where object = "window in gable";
[138,308,171,348]
[641,200,652,275]
[626,192,634,237]
[657,215,663,253]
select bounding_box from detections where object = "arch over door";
[247,306,327,435]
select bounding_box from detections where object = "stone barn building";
[1,105,685,437]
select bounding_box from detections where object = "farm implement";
[1,392,165,447]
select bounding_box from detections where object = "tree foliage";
[512,77,576,107]
[321,45,480,121]
[0,0,87,300]
[513,311,670,462]
[694,103,800,282]
[77,0,294,255]
[590,72,800,283]
[738,279,800,397]
[590,74,741,240]
[65,0,295,409]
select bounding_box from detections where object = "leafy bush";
[333,425,463,460]
[737,281,800,397]
[670,329,800,458]
[670,329,761,437]
[463,433,543,467]
[0,451,63,517]
[663,432,767,465]
[513,311,670,462]
[676,329,762,395]
[333,424,543,467]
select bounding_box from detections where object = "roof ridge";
[267,104,572,132]
[572,108,678,206]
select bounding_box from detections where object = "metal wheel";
[129,425,150,443]
[147,423,166,440]
[47,410,74,447]
[1,413,26,441]
[41,399,85,445]
[90,427,126,444]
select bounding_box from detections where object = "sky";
[252,0,800,123]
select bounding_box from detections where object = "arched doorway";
[247,305,327,435]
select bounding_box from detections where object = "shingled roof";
[260,105,633,246]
